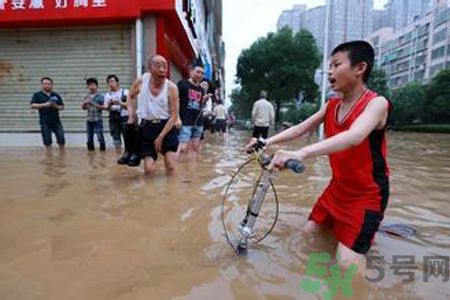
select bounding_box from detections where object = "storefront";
[0,0,199,131]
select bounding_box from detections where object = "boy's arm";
[127,78,143,124]
[244,102,327,152]
[268,97,389,170]
[267,102,328,146]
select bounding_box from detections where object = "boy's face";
[328,51,366,93]
[190,66,205,83]
[108,78,119,90]
[88,83,98,93]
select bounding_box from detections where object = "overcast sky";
[222,0,388,100]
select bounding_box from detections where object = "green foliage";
[233,27,321,122]
[425,69,450,124]
[391,83,426,125]
[368,67,390,98]
[281,102,319,124]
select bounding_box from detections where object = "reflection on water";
[0,131,449,299]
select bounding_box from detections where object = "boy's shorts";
[308,188,384,254]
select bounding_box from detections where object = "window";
[433,28,447,45]
[432,46,446,59]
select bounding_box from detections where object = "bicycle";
[221,138,305,254]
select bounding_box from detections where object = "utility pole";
[319,0,331,140]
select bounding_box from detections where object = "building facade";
[385,0,432,32]
[277,5,307,34]
[0,0,224,131]
[366,1,450,89]
[277,0,373,54]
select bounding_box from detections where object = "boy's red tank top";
[324,89,391,212]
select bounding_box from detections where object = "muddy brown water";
[0,131,449,300]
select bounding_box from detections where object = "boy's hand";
[244,138,258,153]
[268,149,306,172]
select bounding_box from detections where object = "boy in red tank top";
[246,41,391,273]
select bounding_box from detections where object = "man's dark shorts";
[252,126,269,139]
[139,120,179,161]
[41,122,65,146]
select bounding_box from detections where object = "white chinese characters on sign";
[92,0,106,8]
[29,0,44,9]
[11,0,25,9]
[74,0,88,8]
[55,0,67,8]
[0,0,109,10]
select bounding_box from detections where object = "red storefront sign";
[0,0,196,76]
[0,0,174,25]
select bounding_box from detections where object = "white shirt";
[252,98,275,127]
[137,73,171,120]
[104,88,129,117]
[202,96,213,116]
[213,104,228,120]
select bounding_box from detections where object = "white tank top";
[137,73,171,120]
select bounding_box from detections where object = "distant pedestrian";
[81,78,105,152]
[213,100,228,139]
[30,77,65,151]
[251,90,275,139]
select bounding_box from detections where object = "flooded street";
[0,131,449,300]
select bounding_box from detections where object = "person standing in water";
[127,55,180,176]
[246,41,392,275]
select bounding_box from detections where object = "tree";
[235,27,321,123]
[368,67,390,98]
[425,69,450,124]
[230,87,252,119]
[281,102,319,124]
[391,83,426,125]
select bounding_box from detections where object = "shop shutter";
[0,24,133,132]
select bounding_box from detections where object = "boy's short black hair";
[106,74,119,83]
[86,77,98,86]
[41,76,53,84]
[192,60,204,69]
[331,40,375,83]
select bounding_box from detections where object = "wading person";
[30,77,65,151]
[246,41,392,275]
[177,62,205,158]
[127,55,179,176]
[81,78,105,152]
[213,100,228,140]
[251,90,275,139]
[104,75,130,161]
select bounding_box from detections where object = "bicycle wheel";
[221,158,279,252]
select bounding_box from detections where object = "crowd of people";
[30,57,236,174]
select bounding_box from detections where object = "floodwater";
[0,131,449,300]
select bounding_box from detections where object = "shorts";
[139,120,179,161]
[178,125,204,143]
[252,126,269,139]
[215,119,227,133]
[41,122,65,146]
[308,188,384,254]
